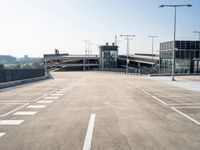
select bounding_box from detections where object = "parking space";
[0,103,28,116]
[171,107,200,125]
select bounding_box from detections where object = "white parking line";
[135,85,141,90]
[44,97,59,100]
[151,96,167,105]
[0,133,5,138]
[171,107,200,126]
[27,105,46,108]
[82,113,96,150]
[37,100,53,104]
[50,93,63,96]
[13,111,37,116]
[0,120,24,125]
[33,88,60,102]
[127,81,167,105]
[141,89,151,96]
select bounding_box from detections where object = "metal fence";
[0,69,45,83]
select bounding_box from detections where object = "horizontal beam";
[45,56,99,61]
[47,64,99,67]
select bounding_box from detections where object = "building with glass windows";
[99,43,118,69]
[160,41,200,74]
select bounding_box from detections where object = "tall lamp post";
[148,35,158,60]
[194,31,200,41]
[88,42,93,70]
[83,40,89,70]
[120,34,136,73]
[159,4,192,81]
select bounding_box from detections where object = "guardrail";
[0,69,45,83]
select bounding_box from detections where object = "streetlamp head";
[159,4,192,8]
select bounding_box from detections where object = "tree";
[21,64,32,69]
[31,59,44,69]
[0,64,4,69]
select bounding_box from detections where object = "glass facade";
[99,43,118,69]
[160,41,200,74]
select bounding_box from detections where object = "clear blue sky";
[0,0,199,57]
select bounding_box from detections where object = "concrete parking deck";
[0,72,200,150]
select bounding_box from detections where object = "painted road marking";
[0,133,5,138]
[141,89,151,96]
[44,97,59,100]
[33,88,60,102]
[13,111,37,116]
[0,120,24,125]
[171,107,200,126]
[27,105,46,108]
[37,100,53,104]
[151,96,167,105]
[50,93,63,96]
[135,85,141,90]
[0,103,29,117]
[82,113,96,150]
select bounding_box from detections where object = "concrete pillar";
[83,58,86,71]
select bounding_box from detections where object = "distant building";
[99,43,118,69]
[43,49,99,71]
[160,41,200,74]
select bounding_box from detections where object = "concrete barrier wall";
[0,69,45,83]
[0,76,48,89]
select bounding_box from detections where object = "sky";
[0,0,199,57]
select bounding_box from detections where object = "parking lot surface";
[0,72,200,150]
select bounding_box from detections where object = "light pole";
[148,36,158,60]
[83,40,89,70]
[159,4,192,81]
[194,31,200,41]
[44,57,48,76]
[88,42,92,70]
[120,34,135,73]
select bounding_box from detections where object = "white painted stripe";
[0,120,24,125]
[82,114,96,150]
[127,81,141,90]
[141,89,151,96]
[55,93,65,95]
[152,96,167,105]
[171,107,200,126]
[37,100,53,103]
[0,133,5,138]
[27,105,46,108]
[44,97,59,99]
[136,86,141,89]
[50,93,63,96]
[33,88,59,102]
[0,103,29,117]
[13,111,37,115]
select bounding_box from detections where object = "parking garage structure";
[160,40,200,74]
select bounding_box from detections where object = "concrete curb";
[149,73,200,77]
[0,76,49,89]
